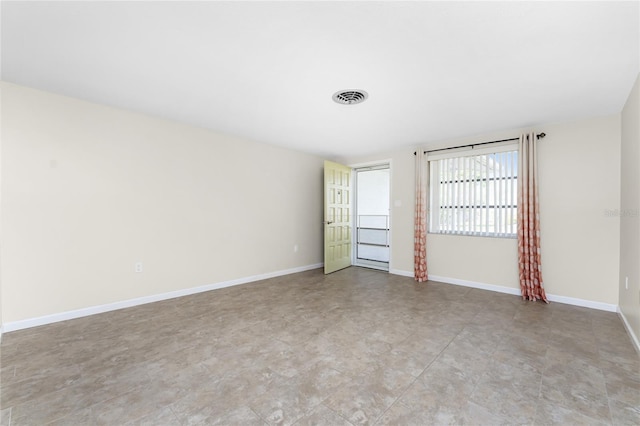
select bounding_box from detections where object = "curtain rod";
[414,132,546,155]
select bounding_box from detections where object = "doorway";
[354,164,390,271]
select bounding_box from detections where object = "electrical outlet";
[294,244,299,253]
[135,262,143,273]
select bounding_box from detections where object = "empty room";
[1,1,639,425]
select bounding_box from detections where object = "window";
[429,145,518,237]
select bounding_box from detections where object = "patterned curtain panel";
[517,133,548,302]
[414,150,428,282]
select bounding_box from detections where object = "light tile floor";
[1,267,638,425]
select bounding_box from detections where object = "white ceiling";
[2,1,639,158]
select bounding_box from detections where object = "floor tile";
[123,406,182,426]
[532,398,610,425]
[469,359,541,424]
[323,365,415,425]
[293,404,351,426]
[1,267,638,426]
[0,408,11,426]
[400,360,478,413]
[604,369,640,407]
[608,397,640,426]
[197,405,266,426]
[539,369,611,423]
[88,378,188,425]
[377,399,461,425]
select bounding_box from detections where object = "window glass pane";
[429,149,517,237]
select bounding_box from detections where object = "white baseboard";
[3,263,323,333]
[545,293,617,312]
[428,274,522,297]
[389,269,413,278]
[387,270,637,346]
[4,265,625,335]
[617,307,640,353]
[414,274,619,313]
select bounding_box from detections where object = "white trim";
[5,265,627,337]
[3,263,323,333]
[428,274,618,312]
[429,274,521,296]
[348,158,393,169]
[389,269,413,278]
[354,259,388,272]
[386,271,634,345]
[617,306,640,353]
[545,293,617,312]
[387,158,394,275]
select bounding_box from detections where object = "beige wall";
[343,115,622,306]
[0,83,324,324]
[619,73,640,342]
[427,234,518,288]
[538,116,620,304]
[0,84,3,335]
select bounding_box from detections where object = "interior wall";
[0,82,325,324]
[427,234,518,288]
[537,115,620,305]
[619,72,640,342]
[342,114,622,306]
[0,82,3,337]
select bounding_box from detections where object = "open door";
[324,160,352,274]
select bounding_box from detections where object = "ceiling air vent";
[332,90,368,105]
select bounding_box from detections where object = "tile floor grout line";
[372,328,462,425]
[537,319,616,425]
[531,352,547,426]
[597,334,617,425]
[167,401,184,425]
[248,404,269,426]
[317,401,357,426]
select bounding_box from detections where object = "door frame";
[349,159,392,272]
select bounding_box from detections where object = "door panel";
[324,160,352,274]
